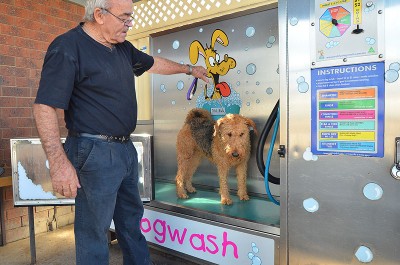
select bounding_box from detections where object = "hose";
[264,106,280,205]
[256,100,280,185]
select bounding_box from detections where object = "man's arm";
[147,56,209,83]
[33,103,80,198]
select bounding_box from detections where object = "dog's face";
[214,114,257,162]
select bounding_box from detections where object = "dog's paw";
[239,194,250,201]
[221,198,233,205]
[186,186,197,193]
[177,193,189,199]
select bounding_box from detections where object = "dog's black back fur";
[187,109,214,156]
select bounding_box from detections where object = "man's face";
[100,0,133,44]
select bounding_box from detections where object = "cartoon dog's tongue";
[216,82,231,97]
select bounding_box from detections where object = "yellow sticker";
[353,0,362,25]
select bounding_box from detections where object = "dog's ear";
[244,117,258,135]
[214,118,225,137]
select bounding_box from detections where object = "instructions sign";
[311,62,384,157]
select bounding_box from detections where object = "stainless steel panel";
[283,0,400,264]
[152,8,281,197]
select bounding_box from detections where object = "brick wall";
[0,0,84,243]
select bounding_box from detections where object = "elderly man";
[33,0,208,264]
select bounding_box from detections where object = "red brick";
[1,24,21,36]
[1,75,16,86]
[0,34,15,45]
[0,65,16,76]
[36,205,54,212]
[6,206,27,219]
[2,86,30,96]
[16,97,33,107]
[0,55,16,66]
[2,107,32,118]
[4,186,13,200]
[0,96,16,107]
[0,13,14,25]
[55,205,74,216]
[2,127,15,139]
[14,37,42,51]
[5,216,22,230]
[33,208,50,219]
[5,225,29,243]
[14,77,29,88]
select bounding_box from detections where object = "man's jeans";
[64,136,151,265]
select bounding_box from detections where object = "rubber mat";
[154,181,280,226]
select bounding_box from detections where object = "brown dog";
[175,108,257,205]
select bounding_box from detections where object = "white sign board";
[140,209,275,265]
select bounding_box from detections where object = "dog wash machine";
[133,0,400,264]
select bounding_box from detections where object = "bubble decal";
[160,84,166,93]
[246,26,256,37]
[290,17,299,26]
[157,49,161,54]
[266,87,273,94]
[303,147,318,161]
[246,63,257,75]
[247,243,262,265]
[303,198,319,213]
[363,183,383,201]
[237,70,241,74]
[355,246,374,263]
[268,36,276,44]
[176,80,184,91]
[297,76,309,93]
[171,100,176,105]
[385,62,400,83]
[325,40,339,49]
[266,35,276,48]
[199,28,203,33]
[365,1,375,12]
[172,40,180,49]
[365,37,376,45]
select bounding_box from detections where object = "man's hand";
[50,156,80,198]
[192,65,209,83]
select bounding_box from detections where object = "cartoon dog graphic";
[189,29,236,100]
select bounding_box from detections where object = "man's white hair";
[83,0,110,21]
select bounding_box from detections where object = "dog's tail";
[186,108,214,156]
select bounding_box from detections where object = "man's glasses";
[102,8,134,26]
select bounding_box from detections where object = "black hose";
[256,100,280,185]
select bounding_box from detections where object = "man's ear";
[93,8,105,25]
